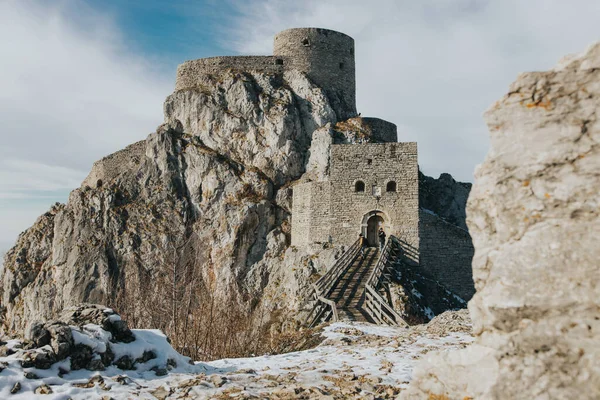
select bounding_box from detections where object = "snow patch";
[0,321,472,399]
[72,324,109,353]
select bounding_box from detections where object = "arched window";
[386,181,397,192]
[355,181,365,192]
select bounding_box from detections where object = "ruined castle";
[81,28,474,301]
[174,28,422,251]
[1,28,476,341]
[178,27,473,299]
[173,28,474,299]
[176,28,357,120]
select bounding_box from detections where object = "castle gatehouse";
[291,141,419,252]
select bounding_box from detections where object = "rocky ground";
[0,306,471,399]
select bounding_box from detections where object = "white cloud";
[2,0,599,252]
[0,0,171,248]
[226,0,600,182]
[0,159,84,194]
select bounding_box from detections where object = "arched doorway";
[366,215,384,247]
[360,210,391,247]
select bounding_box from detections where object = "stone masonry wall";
[329,143,419,250]
[418,210,475,300]
[274,28,356,119]
[291,182,311,247]
[175,56,287,91]
[81,140,146,188]
[310,182,332,244]
[291,181,331,247]
[175,28,357,119]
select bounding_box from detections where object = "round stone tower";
[274,28,356,119]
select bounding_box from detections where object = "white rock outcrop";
[402,43,600,399]
[164,70,336,186]
[0,69,343,338]
[0,66,406,349]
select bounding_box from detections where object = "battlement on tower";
[175,28,356,119]
[175,56,287,91]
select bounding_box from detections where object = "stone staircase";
[329,247,380,323]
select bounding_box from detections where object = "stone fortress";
[85,27,475,301]
[177,27,420,254]
[292,142,419,251]
[176,28,357,120]
[229,28,472,299]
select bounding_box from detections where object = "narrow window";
[367,158,372,165]
[339,62,344,70]
[386,181,397,192]
[355,181,365,192]
[275,58,284,65]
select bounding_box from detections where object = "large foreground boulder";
[402,43,600,399]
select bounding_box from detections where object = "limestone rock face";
[403,43,600,399]
[163,69,336,186]
[1,121,283,335]
[419,172,471,230]
[0,69,345,339]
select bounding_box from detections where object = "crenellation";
[175,56,288,91]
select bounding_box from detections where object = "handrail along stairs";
[305,238,362,327]
[363,235,409,327]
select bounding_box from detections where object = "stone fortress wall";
[175,56,286,91]
[292,142,420,252]
[291,141,475,300]
[82,140,146,188]
[290,181,331,248]
[175,28,356,118]
[329,143,419,249]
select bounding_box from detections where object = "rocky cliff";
[0,69,347,347]
[1,64,472,357]
[0,66,417,352]
[403,43,600,399]
[419,171,471,230]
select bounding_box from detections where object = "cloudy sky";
[1,0,599,252]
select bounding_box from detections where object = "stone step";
[327,248,380,324]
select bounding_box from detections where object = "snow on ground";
[0,320,473,399]
[0,328,210,399]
